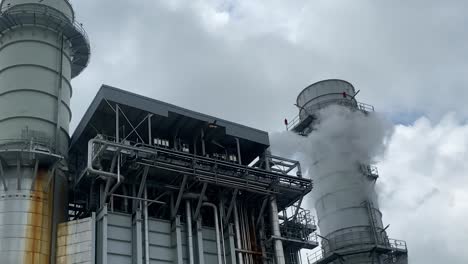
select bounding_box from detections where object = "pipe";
[182,192,208,200]
[270,196,285,264]
[244,206,253,264]
[233,202,244,264]
[203,203,222,264]
[186,200,195,264]
[219,200,227,264]
[144,188,150,264]
[196,219,205,264]
[87,140,126,180]
[55,34,64,152]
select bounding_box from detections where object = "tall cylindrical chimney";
[0,0,90,263]
[294,80,398,264]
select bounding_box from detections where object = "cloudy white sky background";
[70,1,468,263]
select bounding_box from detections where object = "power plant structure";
[286,80,408,264]
[0,1,408,264]
[0,2,316,264]
[0,0,89,263]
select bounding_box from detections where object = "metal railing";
[306,249,323,264]
[360,164,379,179]
[0,3,91,76]
[357,102,375,112]
[286,99,375,131]
[286,115,301,131]
[307,236,407,264]
[81,137,312,194]
[388,239,407,252]
[0,138,53,152]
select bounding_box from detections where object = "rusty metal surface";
[56,216,95,264]
[0,167,61,264]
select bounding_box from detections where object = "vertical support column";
[233,202,244,264]
[133,209,143,264]
[186,201,195,264]
[219,198,227,264]
[201,128,206,156]
[172,216,183,264]
[259,219,268,264]
[196,218,205,264]
[264,148,286,264]
[116,104,120,142]
[228,224,237,264]
[97,206,108,264]
[235,138,242,165]
[148,114,153,146]
[270,196,285,264]
[144,188,150,264]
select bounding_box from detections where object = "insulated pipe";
[186,200,195,264]
[265,149,286,264]
[203,203,222,264]
[219,200,227,264]
[87,140,126,180]
[233,202,244,264]
[144,188,150,264]
[270,196,285,264]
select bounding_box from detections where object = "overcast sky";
[70,1,468,263]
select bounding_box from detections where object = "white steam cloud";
[270,105,395,254]
[271,105,393,198]
[378,114,468,263]
[272,108,468,263]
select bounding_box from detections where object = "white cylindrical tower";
[0,0,90,263]
[296,80,389,264]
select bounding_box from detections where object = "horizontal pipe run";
[89,138,308,184]
[235,249,263,255]
[111,193,166,205]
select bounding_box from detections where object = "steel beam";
[235,138,242,164]
[137,166,150,199]
[116,104,119,142]
[225,189,238,223]
[111,193,166,205]
[171,175,187,219]
[119,106,146,143]
[256,197,268,227]
[29,159,39,190]
[148,114,153,145]
[122,114,150,142]
[193,182,207,220]
[292,196,303,222]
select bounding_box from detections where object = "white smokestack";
[271,99,406,263]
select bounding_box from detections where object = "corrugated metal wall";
[56,214,95,264]
[93,207,222,264]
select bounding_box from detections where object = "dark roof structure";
[71,85,271,164]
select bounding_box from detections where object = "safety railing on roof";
[286,99,374,131]
[0,3,91,76]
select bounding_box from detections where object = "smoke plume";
[271,105,394,237]
[271,105,393,190]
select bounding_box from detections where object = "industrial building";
[0,1,316,264]
[0,1,407,264]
